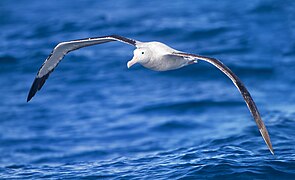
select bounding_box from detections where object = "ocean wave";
[135,100,244,114]
[1,0,295,179]
[0,55,18,64]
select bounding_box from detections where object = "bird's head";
[127,48,151,68]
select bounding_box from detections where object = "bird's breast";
[141,54,188,71]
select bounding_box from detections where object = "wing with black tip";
[27,35,138,102]
[173,52,274,155]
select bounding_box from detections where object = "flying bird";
[27,35,274,154]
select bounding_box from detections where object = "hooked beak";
[127,57,137,68]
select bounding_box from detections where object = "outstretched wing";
[173,52,274,155]
[27,35,139,102]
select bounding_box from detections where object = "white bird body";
[133,41,192,71]
[27,35,274,155]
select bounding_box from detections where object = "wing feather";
[27,35,138,102]
[173,52,274,155]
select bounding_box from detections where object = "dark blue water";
[1,0,295,179]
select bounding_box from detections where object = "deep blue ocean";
[1,0,295,179]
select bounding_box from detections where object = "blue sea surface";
[1,0,295,179]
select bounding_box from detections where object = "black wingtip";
[27,74,49,102]
[27,95,32,102]
[27,77,41,102]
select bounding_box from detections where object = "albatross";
[27,35,274,154]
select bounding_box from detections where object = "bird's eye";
[142,52,144,54]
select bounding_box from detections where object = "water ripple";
[1,0,295,179]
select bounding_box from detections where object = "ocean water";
[1,0,295,179]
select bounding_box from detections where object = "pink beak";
[127,57,137,68]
